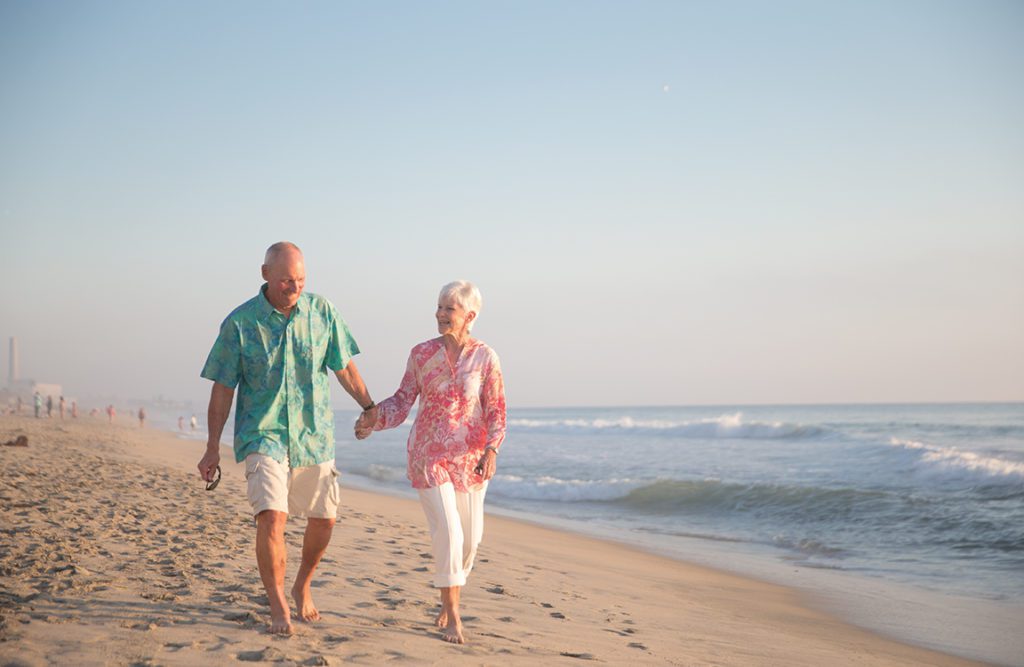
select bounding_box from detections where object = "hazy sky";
[1,0,1022,408]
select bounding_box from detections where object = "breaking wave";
[508,413,826,439]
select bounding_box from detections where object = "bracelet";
[361,401,376,412]
[484,445,498,455]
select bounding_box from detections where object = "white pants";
[417,482,488,588]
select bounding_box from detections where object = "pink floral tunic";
[373,337,506,492]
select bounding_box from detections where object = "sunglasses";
[205,465,222,491]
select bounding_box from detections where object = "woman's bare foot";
[291,582,321,622]
[435,607,448,628]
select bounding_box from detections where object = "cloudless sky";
[1,0,1022,407]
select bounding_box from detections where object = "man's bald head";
[264,241,303,268]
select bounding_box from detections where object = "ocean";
[335,402,1024,665]
[162,401,1024,664]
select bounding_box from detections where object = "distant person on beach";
[190,414,197,431]
[138,407,146,428]
[178,416,185,431]
[59,396,66,419]
[106,404,115,423]
[34,393,41,418]
[16,396,23,415]
[46,395,53,418]
[197,241,377,636]
[71,400,78,418]
[356,280,506,645]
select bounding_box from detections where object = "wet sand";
[0,415,989,665]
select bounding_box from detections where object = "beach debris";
[1,435,28,447]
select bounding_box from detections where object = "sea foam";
[889,438,1024,484]
[508,413,824,439]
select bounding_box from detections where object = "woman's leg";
[454,481,488,578]
[418,484,467,643]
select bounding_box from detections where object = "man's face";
[261,251,306,313]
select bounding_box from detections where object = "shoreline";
[342,472,1024,667]
[0,415,995,665]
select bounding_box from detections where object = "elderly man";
[197,241,377,635]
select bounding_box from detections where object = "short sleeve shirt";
[200,286,359,467]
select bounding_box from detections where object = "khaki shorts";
[244,453,340,519]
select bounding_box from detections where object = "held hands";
[354,405,378,440]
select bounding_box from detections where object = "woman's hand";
[474,448,497,480]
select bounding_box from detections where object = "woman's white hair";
[439,280,482,331]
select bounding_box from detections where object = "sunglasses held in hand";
[205,465,222,491]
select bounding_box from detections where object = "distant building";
[4,336,62,405]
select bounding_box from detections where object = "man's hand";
[354,406,377,440]
[198,445,221,482]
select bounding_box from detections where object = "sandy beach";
[0,415,990,666]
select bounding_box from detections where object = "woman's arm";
[373,351,420,431]
[481,350,506,451]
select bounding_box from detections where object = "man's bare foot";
[435,608,448,628]
[291,583,321,622]
[267,611,293,635]
[441,616,465,644]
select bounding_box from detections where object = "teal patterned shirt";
[201,286,360,467]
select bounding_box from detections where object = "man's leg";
[245,454,293,634]
[255,509,292,635]
[287,461,340,623]
[291,517,335,622]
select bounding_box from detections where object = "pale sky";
[1,0,1022,407]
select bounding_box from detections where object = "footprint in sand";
[628,642,648,650]
[237,647,286,662]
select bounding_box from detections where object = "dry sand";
[0,415,989,666]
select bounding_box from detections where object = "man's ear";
[261,264,269,281]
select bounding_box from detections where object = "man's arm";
[197,382,234,482]
[334,361,378,428]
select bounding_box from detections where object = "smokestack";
[8,337,17,385]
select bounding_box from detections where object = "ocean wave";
[489,475,642,502]
[365,464,407,484]
[490,475,892,522]
[613,479,891,520]
[508,413,826,439]
[889,438,1024,484]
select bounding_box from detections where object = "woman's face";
[436,296,474,337]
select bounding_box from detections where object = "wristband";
[484,445,498,455]
[361,401,376,412]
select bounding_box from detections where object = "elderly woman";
[356,280,506,644]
